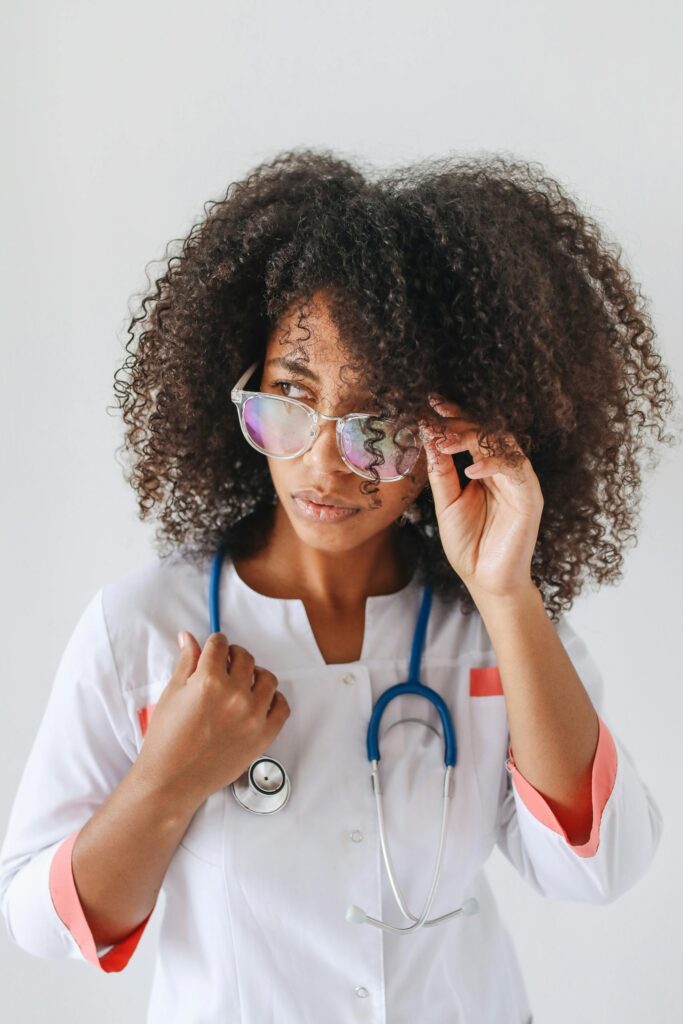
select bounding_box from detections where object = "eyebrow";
[265,357,321,383]
[263,356,375,408]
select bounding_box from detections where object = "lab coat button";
[341,672,356,685]
[354,986,369,998]
[349,829,364,842]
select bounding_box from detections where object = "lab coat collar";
[223,557,423,669]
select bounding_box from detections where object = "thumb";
[174,630,201,681]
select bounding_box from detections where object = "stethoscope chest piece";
[231,756,291,814]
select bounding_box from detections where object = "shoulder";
[421,586,491,664]
[100,550,212,693]
[473,596,606,708]
[101,549,207,621]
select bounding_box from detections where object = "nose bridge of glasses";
[309,407,346,454]
[316,409,349,423]
[304,406,364,473]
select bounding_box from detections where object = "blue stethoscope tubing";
[209,545,478,933]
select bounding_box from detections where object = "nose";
[302,415,348,474]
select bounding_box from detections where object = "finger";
[426,421,482,452]
[171,630,202,686]
[426,403,480,434]
[432,427,486,457]
[265,690,291,727]
[251,667,279,710]
[421,425,488,475]
[427,393,462,412]
[433,428,526,466]
[225,644,258,688]
[419,426,463,508]
[195,631,230,674]
[427,400,523,455]
[464,454,529,485]
[423,395,490,456]
[427,394,478,425]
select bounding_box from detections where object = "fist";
[134,631,291,811]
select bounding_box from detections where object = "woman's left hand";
[418,394,544,600]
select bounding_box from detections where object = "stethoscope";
[209,546,479,933]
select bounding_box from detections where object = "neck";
[233,501,416,612]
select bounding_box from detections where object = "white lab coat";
[0,552,663,1023]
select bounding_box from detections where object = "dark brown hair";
[111,148,680,621]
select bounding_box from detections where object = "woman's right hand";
[133,631,291,812]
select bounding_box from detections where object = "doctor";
[0,289,664,1021]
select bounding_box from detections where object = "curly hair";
[111,148,680,622]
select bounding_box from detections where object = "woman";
[0,149,675,1023]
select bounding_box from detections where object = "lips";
[292,489,359,510]
[292,497,360,523]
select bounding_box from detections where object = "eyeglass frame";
[230,359,425,482]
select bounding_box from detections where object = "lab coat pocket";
[134,699,227,868]
[468,667,510,837]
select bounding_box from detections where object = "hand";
[418,395,544,600]
[134,632,291,811]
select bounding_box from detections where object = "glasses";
[231,360,423,481]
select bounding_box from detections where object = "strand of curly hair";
[110,148,680,622]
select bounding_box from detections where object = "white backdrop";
[1,1,681,1021]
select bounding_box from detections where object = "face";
[256,291,429,553]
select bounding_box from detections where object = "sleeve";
[0,587,155,971]
[494,616,663,903]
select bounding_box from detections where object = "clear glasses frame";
[231,359,424,482]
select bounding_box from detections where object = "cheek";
[267,455,425,521]
[267,458,295,489]
[377,477,426,519]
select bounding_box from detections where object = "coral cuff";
[506,714,618,858]
[49,829,152,971]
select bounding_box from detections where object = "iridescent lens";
[243,395,312,456]
[341,417,419,479]
[242,395,419,479]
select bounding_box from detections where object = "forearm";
[469,581,599,843]
[71,764,200,947]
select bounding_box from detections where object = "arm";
[68,764,198,948]
[471,583,663,901]
[0,587,180,970]
[1,586,288,970]
[418,395,662,898]
[470,581,599,844]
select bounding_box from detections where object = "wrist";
[467,578,544,624]
[127,759,203,827]
[466,577,540,606]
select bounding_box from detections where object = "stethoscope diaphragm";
[231,756,291,814]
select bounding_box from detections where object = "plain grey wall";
[1,1,681,1021]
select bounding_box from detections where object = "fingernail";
[177,631,186,649]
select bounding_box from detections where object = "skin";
[70,292,431,947]
[72,291,601,947]
[419,393,600,844]
[234,290,431,612]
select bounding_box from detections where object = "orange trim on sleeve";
[49,830,153,972]
[506,714,618,858]
[137,703,158,738]
[470,666,504,696]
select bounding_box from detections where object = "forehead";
[264,294,370,395]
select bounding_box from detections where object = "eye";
[270,378,311,400]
